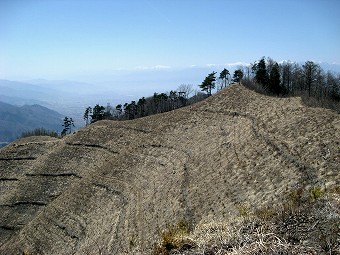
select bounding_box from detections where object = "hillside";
[0,102,63,144]
[0,84,339,254]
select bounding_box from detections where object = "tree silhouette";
[255,57,268,87]
[233,69,244,84]
[83,106,92,126]
[302,61,319,97]
[169,90,178,109]
[91,104,105,123]
[115,104,123,118]
[219,68,230,89]
[268,62,282,95]
[137,97,146,117]
[61,116,75,136]
[200,72,217,96]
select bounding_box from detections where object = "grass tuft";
[152,220,193,255]
[309,186,324,201]
[236,203,251,217]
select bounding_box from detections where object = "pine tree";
[233,69,244,84]
[255,57,268,87]
[137,97,146,117]
[61,117,75,136]
[268,62,282,95]
[199,71,217,96]
[115,104,123,118]
[91,104,105,123]
[83,106,92,126]
[219,68,230,89]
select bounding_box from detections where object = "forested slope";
[0,101,63,144]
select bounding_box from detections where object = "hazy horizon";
[1,0,340,128]
[1,0,339,83]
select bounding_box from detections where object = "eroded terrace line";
[0,178,19,181]
[0,201,47,207]
[66,142,119,155]
[0,156,36,161]
[26,173,82,178]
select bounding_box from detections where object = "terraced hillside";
[0,84,339,254]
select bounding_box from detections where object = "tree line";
[20,117,75,139]
[20,127,59,138]
[19,57,340,138]
[84,57,339,125]
[84,68,248,124]
[240,57,340,110]
[83,65,248,125]
[84,85,202,123]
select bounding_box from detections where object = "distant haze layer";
[1,62,340,128]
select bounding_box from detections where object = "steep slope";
[0,84,339,254]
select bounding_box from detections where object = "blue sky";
[0,0,340,81]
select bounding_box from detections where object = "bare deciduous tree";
[177,84,194,99]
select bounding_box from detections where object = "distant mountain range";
[0,79,96,129]
[0,101,63,146]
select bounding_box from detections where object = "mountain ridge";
[0,101,63,144]
[0,84,339,254]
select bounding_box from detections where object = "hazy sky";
[0,0,339,81]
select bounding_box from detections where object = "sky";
[0,0,340,82]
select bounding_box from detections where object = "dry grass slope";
[0,84,339,254]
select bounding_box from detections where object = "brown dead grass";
[0,84,339,254]
[154,189,339,255]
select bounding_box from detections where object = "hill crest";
[0,84,339,254]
